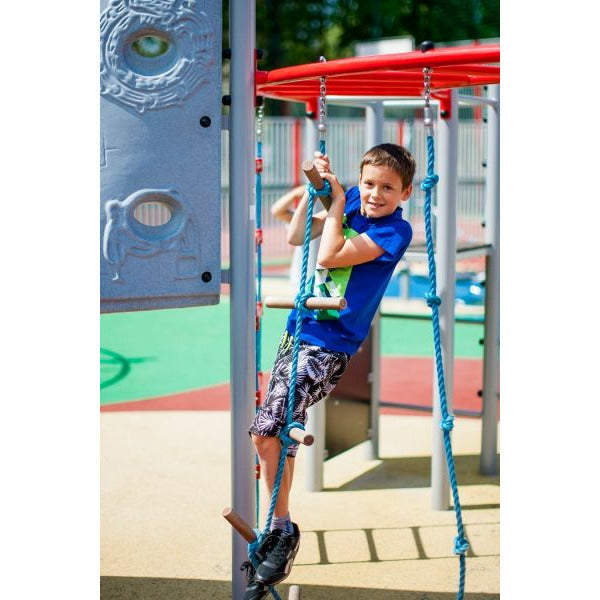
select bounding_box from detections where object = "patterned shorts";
[249,332,350,457]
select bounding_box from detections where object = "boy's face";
[358,164,412,219]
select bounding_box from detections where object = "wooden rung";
[287,427,314,447]
[222,507,256,543]
[265,296,347,311]
[288,584,302,600]
[302,160,325,190]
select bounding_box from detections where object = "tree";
[224,1,499,114]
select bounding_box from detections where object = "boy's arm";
[317,173,385,269]
[287,189,328,246]
[270,185,306,224]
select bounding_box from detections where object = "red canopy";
[256,44,500,107]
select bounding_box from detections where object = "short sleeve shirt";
[286,185,412,355]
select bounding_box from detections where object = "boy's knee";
[252,433,279,454]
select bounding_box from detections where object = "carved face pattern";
[100,0,214,113]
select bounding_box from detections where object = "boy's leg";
[247,338,349,586]
[251,434,295,519]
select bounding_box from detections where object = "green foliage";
[224,1,499,114]
[253,0,499,69]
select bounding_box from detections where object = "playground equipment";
[99,1,499,596]
[99,0,223,312]
[225,1,499,597]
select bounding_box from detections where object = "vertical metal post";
[480,85,500,475]
[304,401,326,491]
[229,1,256,598]
[364,102,384,460]
[303,111,324,492]
[400,268,411,300]
[304,110,318,159]
[431,89,458,510]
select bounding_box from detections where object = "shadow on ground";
[329,454,500,492]
[101,576,499,600]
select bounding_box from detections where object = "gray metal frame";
[480,85,500,474]
[228,1,256,598]
[431,89,459,510]
[364,102,385,461]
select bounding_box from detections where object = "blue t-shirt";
[286,185,412,355]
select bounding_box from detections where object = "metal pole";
[364,102,384,460]
[480,84,500,475]
[229,1,256,597]
[431,89,458,510]
[303,111,325,492]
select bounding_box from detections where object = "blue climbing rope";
[254,105,265,529]
[261,178,331,535]
[249,64,331,600]
[248,177,331,600]
[252,105,285,600]
[421,120,469,598]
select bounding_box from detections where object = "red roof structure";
[256,43,500,112]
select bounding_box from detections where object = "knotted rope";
[421,126,469,600]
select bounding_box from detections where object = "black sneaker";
[254,523,301,586]
[241,560,268,600]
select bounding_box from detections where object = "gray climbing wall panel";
[100,0,222,313]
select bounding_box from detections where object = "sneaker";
[255,523,301,586]
[241,561,268,600]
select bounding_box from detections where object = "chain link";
[318,56,327,137]
[256,104,264,141]
[422,67,434,132]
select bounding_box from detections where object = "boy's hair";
[360,143,416,189]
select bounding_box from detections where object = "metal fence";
[221,117,487,266]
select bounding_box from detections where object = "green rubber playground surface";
[101,297,483,405]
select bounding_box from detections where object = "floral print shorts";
[249,332,350,457]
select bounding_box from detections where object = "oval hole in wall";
[132,35,170,58]
[133,201,173,227]
[124,30,176,76]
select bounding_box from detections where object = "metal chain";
[318,56,327,141]
[256,104,264,142]
[422,67,434,135]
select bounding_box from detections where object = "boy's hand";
[320,172,344,201]
[313,151,332,175]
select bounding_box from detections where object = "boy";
[244,143,415,599]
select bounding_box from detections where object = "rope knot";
[308,179,332,198]
[440,414,455,432]
[425,293,441,307]
[294,291,314,313]
[280,421,305,447]
[453,535,469,555]
[420,174,439,191]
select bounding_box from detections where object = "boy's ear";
[401,184,413,201]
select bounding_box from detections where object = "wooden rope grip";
[301,160,326,190]
[222,507,256,543]
[264,296,346,311]
[287,427,314,447]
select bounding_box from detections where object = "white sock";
[270,513,293,533]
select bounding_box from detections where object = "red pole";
[474,86,482,121]
[397,120,404,146]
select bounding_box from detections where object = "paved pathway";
[101,411,499,599]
